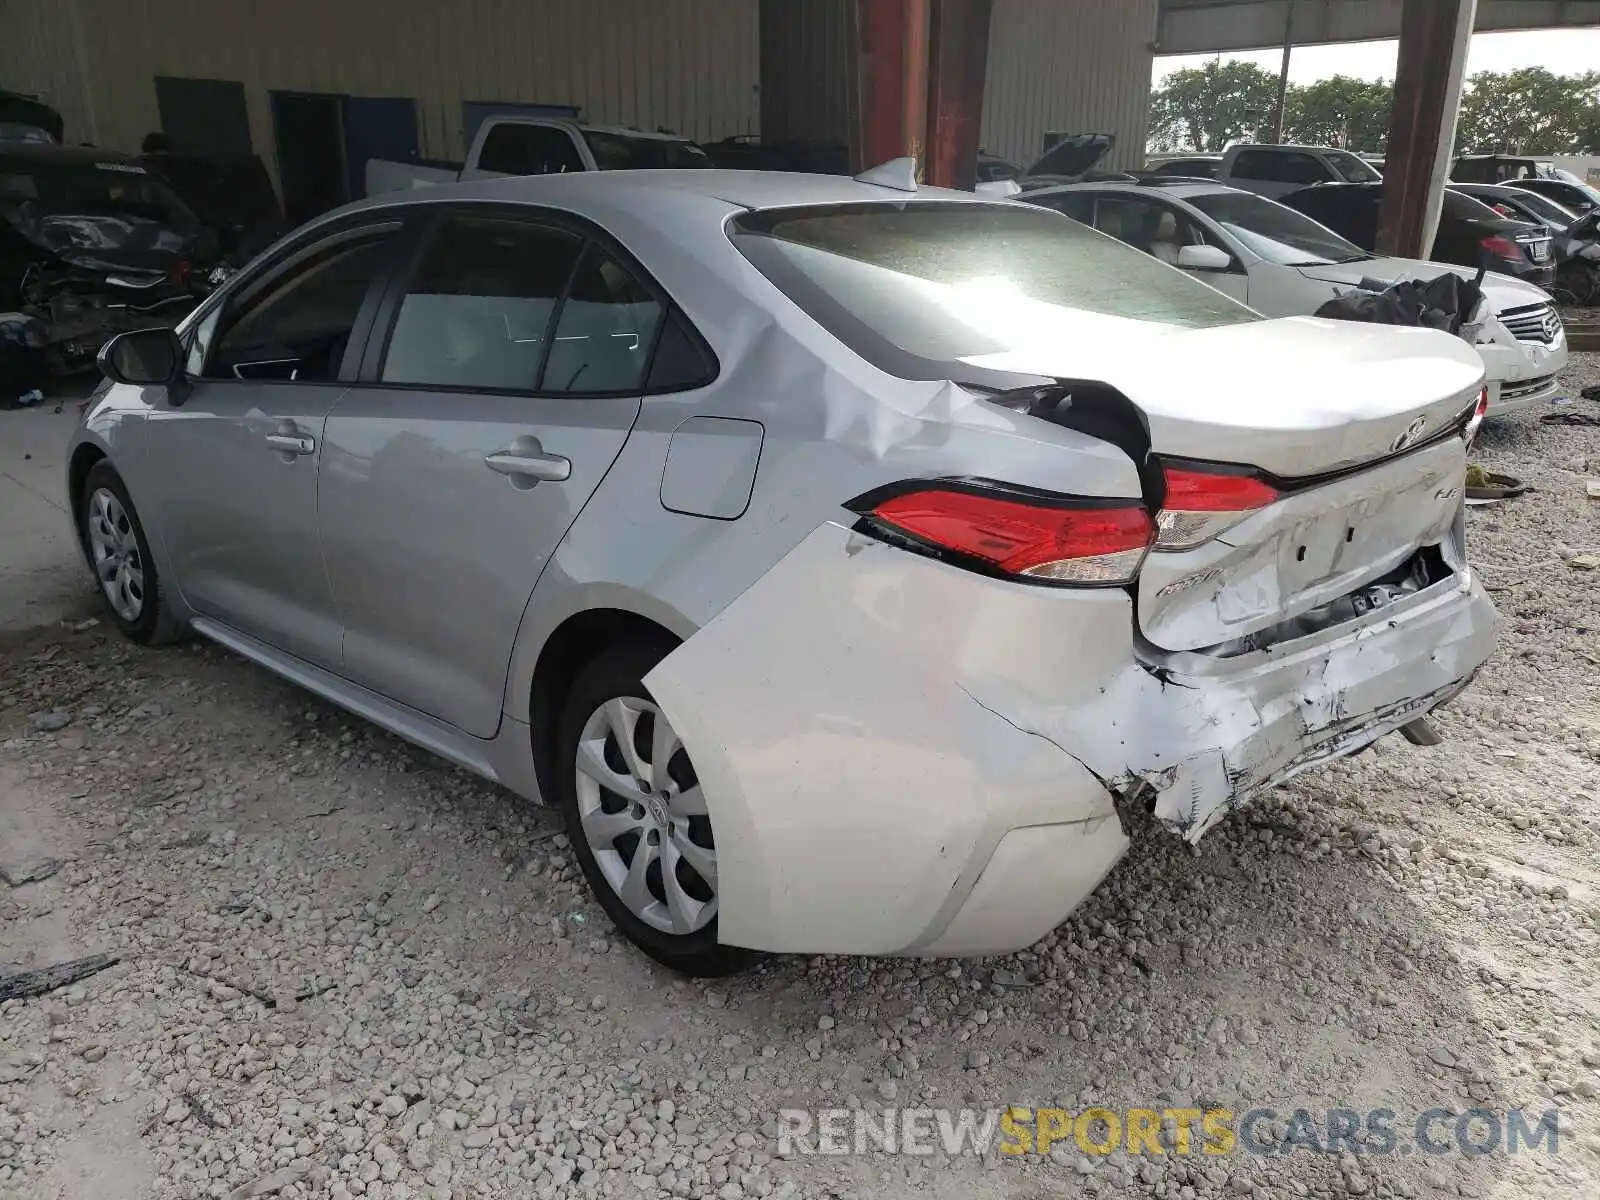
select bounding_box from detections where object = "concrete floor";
[0,401,94,633]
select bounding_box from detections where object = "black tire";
[555,636,759,978]
[79,461,185,645]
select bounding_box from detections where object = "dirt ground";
[2,367,1599,1200]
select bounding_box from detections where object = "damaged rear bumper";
[645,521,1498,958]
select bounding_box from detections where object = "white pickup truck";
[1212,143,1383,199]
[366,116,713,195]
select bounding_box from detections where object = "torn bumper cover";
[645,521,1498,958]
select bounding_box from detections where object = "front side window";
[379,215,582,391]
[207,231,396,381]
[729,202,1256,381]
[1186,190,1369,266]
[1080,196,1213,264]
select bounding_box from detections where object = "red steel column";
[1377,0,1477,258]
[925,0,993,189]
[857,0,915,170]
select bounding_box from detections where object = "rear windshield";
[0,159,198,229]
[582,132,711,171]
[728,202,1256,381]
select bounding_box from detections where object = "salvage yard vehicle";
[366,115,712,196]
[1,143,217,374]
[1282,182,1557,292]
[1023,180,1568,415]
[69,166,1499,976]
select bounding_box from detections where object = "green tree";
[1455,68,1600,153]
[1283,75,1392,151]
[1148,60,1281,152]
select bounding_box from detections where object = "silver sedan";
[69,168,1497,975]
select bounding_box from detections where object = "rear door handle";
[485,435,571,484]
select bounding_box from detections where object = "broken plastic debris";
[1569,552,1600,571]
[1587,480,1600,500]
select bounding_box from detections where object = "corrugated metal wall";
[760,0,858,147]
[3,0,1159,181]
[14,0,759,163]
[982,0,1159,170]
[0,0,98,145]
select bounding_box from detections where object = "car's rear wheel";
[79,461,183,644]
[555,637,757,977]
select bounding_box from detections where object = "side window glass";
[1034,194,1093,224]
[207,234,394,381]
[543,248,664,394]
[646,310,716,391]
[477,125,584,175]
[1232,151,1267,180]
[380,215,581,390]
[184,304,221,376]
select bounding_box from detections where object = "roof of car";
[346,168,989,219]
[0,141,142,167]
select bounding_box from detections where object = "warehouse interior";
[5,0,1598,254]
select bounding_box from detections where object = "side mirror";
[1177,244,1233,272]
[97,328,187,399]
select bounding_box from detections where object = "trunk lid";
[1022,133,1115,182]
[971,315,1482,652]
[975,313,1484,479]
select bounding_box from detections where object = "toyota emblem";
[1390,416,1428,452]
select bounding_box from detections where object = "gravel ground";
[3,364,1600,1200]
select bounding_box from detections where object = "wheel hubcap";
[574,696,717,936]
[86,488,144,622]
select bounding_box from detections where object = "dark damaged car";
[1,143,218,373]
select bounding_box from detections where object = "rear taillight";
[857,485,1154,585]
[169,259,192,288]
[1464,386,1489,447]
[1481,235,1522,261]
[1156,467,1280,551]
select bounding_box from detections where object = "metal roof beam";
[1158,0,1600,54]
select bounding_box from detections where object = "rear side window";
[729,202,1255,382]
[542,248,664,393]
[1232,150,1326,185]
[379,215,582,390]
[476,124,584,175]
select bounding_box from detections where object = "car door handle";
[484,441,571,483]
[266,433,316,456]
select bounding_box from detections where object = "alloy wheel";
[573,696,717,936]
[86,487,145,622]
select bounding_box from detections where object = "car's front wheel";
[555,637,757,977]
[79,460,183,644]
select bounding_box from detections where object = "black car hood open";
[4,208,193,274]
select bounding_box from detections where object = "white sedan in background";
[1023,180,1567,415]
